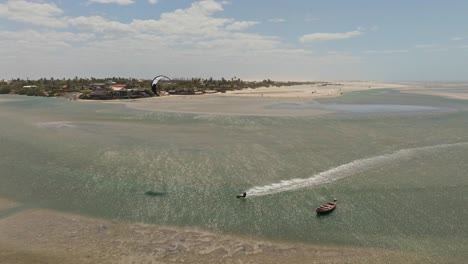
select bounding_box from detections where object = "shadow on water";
[144,191,166,197]
[315,209,337,218]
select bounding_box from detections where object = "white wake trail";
[245,142,468,198]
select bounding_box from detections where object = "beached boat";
[316,199,337,215]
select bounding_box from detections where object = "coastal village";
[0,77,317,100]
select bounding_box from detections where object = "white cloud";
[148,0,158,4]
[0,0,365,80]
[59,0,263,48]
[68,16,134,33]
[193,33,280,51]
[414,44,439,49]
[0,0,66,28]
[268,18,286,23]
[0,0,257,38]
[451,36,463,41]
[226,21,258,31]
[89,0,135,5]
[192,0,224,14]
[300,29,364,42]
[363,49,408,54]
[0,30,94,43]
[422,47,450,53]
[0,1,289,57]
[128,0,230,36]
[0,29,95,61]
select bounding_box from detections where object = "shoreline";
[219,81,407,98]
[3,81,468,104]
[0,197,430,263]
[399,90,468,100]
[89,81,468,117]
[92,81,404,116]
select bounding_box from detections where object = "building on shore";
[91,83,107,90]
[111,84,128,97]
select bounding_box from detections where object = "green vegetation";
[0,87,11,94]
[0,77,315,100]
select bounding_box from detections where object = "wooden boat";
[316,199,337,215]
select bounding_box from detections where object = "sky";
[0,0,467,81]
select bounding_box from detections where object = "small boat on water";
[316,199,337,215]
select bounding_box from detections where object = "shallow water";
[0,90,467,261]
[267,89,467,115]
[268,102,442,113]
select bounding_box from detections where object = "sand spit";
[220,81,406,99]
[397,82,468,100]
[82,81,468,116]
[0,207,433,264]
[400,90,468,100]
[106,81,404,116]
[220,81,468,100]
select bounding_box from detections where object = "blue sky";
[0,0,467,80]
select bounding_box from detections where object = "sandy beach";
[221,81,407,98]
[0,198,431,264]
[219,81,468,100]
[97,81,468,116]
[99,81,401,116]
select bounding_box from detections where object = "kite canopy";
[152,75,171,87]
[151,75,171,96]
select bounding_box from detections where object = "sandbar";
[0,206,431,264]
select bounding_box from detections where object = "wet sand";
[221,81,406,98]
[400,90,468,100]
[0,204,431,264]
[113,96,334,116]
[103,81,403,116]
[398,82,468,100]
[99,81,468,116]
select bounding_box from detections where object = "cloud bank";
[0,0,365,80]
[300,29,365,42]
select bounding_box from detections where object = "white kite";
[151,75,171,96]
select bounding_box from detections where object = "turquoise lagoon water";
[0,89,467,261]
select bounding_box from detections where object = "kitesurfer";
[236,192,247,198]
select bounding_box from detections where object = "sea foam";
[245,142,468,197]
